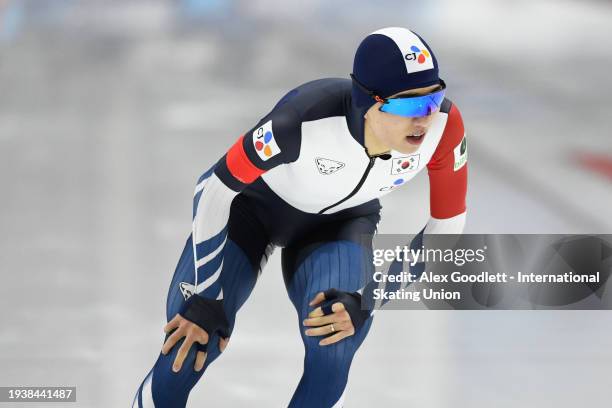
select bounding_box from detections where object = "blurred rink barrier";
[1,1,611,407]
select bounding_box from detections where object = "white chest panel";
[262,112,449,214]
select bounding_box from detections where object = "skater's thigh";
[281,213,380,315]
[165,193,273,322]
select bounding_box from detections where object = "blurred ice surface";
[1,0,611,406]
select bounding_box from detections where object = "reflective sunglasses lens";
[380,90,445,117]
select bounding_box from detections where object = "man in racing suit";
[134,27,467,407]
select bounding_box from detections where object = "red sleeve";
[426,103,467,219]
[214,106,301,191]
[225,135,266,184]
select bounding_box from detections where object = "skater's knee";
[302,337,356,374]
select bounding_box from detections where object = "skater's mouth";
[405,131,425,145]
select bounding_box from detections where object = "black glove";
[320,288,371,331]
[178,295,230,351]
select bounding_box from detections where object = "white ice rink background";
[1,1,611,406]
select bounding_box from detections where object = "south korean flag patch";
[391,154,420,174]
[453,134,467,171]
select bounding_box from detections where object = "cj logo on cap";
[405,45,430,64]
[252,120,281,161]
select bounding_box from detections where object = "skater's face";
[364,84,441,155]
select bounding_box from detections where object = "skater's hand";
[161,313,229,373]
[303,292,356,346]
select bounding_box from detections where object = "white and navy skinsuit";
[133,74,467,407]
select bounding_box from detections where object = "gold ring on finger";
[330,323,335,333]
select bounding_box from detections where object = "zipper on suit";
[317,149,388,215]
